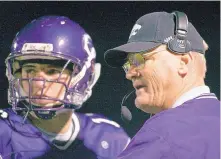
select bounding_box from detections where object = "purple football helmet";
[5,16,101,119]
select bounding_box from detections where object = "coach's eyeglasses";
[122,49,166,73]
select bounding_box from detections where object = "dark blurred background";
[0,1,220,137]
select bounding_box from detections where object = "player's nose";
[32,71,49,88]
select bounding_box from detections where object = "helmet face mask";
[5,16,100,119]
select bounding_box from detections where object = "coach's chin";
[134,86,163,114]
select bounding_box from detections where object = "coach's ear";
[178,53,192,77]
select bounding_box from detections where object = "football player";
[0,15,130,159]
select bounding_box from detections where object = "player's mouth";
[30,97,58,106]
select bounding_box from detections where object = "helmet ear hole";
[89,60,96,83]
[90,60,95,72]
[88,74,94,85]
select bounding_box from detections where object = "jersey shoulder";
[74,112,130,159]
[0,109,14,134]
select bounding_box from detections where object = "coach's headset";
[167,11,191,54]
[121,11,191,122]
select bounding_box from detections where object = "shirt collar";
[172,85,211,108]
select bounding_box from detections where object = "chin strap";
[34,110,56,120]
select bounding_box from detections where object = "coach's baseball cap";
[104,11,205,67]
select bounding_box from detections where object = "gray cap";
[104,11,205,68]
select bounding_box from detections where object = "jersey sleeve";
[75,112,130,159]
[0,109,51,159]
[0,109,13,158]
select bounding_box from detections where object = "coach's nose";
[126,66,140,81]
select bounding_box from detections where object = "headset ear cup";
[167,37,186,53]
[169,11,192,54]
[167,38,177,53]
[167,37,191,54]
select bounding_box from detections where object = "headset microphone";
[121,90,135,122]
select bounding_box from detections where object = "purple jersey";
[0,109,130,159]
[118,94,220,159]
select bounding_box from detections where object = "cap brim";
[104,42,161,68]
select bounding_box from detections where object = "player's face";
[125,45,181,113]
[21,63,71,107]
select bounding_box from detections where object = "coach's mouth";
[133,83,146,90]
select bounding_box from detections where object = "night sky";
[0,1,219,136]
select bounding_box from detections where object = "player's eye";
[25,68,36,74]
[46,69,61,75]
